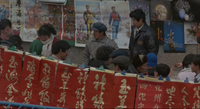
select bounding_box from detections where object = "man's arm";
[145,33,157,54]
[82,43,90,66]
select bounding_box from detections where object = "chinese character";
[57,92,66,107]
[119,79,131,95]
[138,102,144,109]
[92,92,104,108]
[39,89,50,105]
[193,100,200,109]
[166,86,176,96]
[138,93,146,101]
[115,95,127,108]
[6,83,18,96]
[154,94,161,103]
[140,83,147,89]
[42,63,51,75]
[40,76,50,89]
[93,74,106,91]
[155,85,162,92]
[77,72,88,85]
[193,86,200,99]
[9,56,18,68]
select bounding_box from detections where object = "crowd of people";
[0,9,199,82]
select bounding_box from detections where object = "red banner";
[70,68,89,108]
[0,49,23,103]
[53,62,77,108]
[135,77,164,108]
[84,68,115,108]
[190,83,200,108]
[112,73,137,108]
[35,58,57,106]
[0,46,6,77]
[18,53,41,104]
[163,81,191,108]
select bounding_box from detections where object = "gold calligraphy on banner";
[76,71,88,109]
[93,74,106,91]
[57,67,72,107]
[39,63,51,105]
[165,86,176,108]
[92,92,104,109]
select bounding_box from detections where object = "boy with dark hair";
[52,40,71,60]
[0,19,19,40]
[129,9,159,58]
[191,55,200,82]
[154,63,170,78]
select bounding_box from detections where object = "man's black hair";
[37,23,57,37]
[155,63,170,77]
[129,9,146,23]
[52,40,71,55]
[0,19,12,30]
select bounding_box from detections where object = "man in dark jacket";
[129,9,159,59]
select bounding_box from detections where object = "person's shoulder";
[31,38,42,44]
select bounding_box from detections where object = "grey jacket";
[129,23,158,58]
[83,36,118,66]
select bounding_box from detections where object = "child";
[154,63,170,78]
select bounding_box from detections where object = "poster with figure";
[163,21,185,53]
[101,1,130,49]
[23,0,49,42]
[150,0,171,21]
[129,0,150,26]
[75,1,101,47]
[172,0,200,22]
[0,0,9,21]
[184,22,197,44]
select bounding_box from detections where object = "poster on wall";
[101,1,130,49]
[172,0,200,22]
[23,0,49,42]
[184,22,197,44]
[163,21,185,53]
[75,1,101,47]
[0,0,9,21]
[150,0,171,21]
[150,21,164,45]
[129,0,150,26]
[11,0,25,38]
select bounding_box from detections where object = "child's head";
[191,55,200,74]
[131,54,148,74]
[182,54,195,68]
[154,63,170,78]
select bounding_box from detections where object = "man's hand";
[174,63,182,68]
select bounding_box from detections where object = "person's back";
[177,54,196,81]
[0,35,23,50]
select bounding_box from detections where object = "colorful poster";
[129,0,150,25]
[0,0,9,21]
[75,1,101,47]
[23,0,49,42]
[150,0,171,21]
[101,1,130,49]
[184,22,197,44]
[163,21,185,53]
[150,21,164,45]
[172,0,200,22]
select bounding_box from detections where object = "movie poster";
[75,1,101,47]
[101,1,130,49]
[163,21,185,53]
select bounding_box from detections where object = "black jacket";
[129,23,159,58]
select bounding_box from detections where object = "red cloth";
[35,59,57,106]
[162,81,191,108]
[84,69,114,108]
[112,74,137,108]
[18,54,41,104]
[135,79,164,108]
[0,47,5,79]
[0,50,23,103]
[70,69,89,108]
[53,62,77,108]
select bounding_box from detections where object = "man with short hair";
[0,19,19,40]
[83,22,118,66]
[52,40,71,60]
[129,9,159,59]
